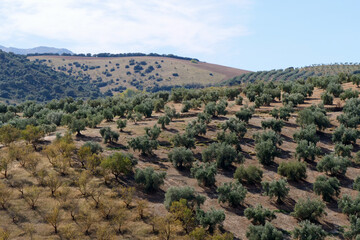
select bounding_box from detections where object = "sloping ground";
[0,51,101,103]
[28,55,249,94]
[223,64,360,86]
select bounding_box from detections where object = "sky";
[0,0,359,71]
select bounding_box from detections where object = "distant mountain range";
[0,45,73,55]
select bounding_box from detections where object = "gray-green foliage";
[292,220,327,240]
[317,154,351,176]
[145,124,161,140]
[234,165,263,184]
[168,147,194,168]
[190,161,217,186]
[246,222,283,240]
[295,140,321,161]
[296,104,330,131]
[116,119,127,131]
[291,198,326,221]
[217,181,247,207]
[235,105,255,123]
[293,124,319,144]
[244,204,276,225]
[100,127,119,143]
[277,161,307,181]
[338,194,360,217]
[332,124,359,145]
[202,143,240,169]
[134,167,166,192]
[128,135,158,155]
[262,179,289,203]
[196,208,225,234]
[261,119,284,133]
[344,215,360,239]
[313,175,340,201]
[164,186,205,209]
[171,133,195,149]
[321,91,333,105]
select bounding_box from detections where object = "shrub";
[292,220,327,240]
[334,143,353,157]
[291,198,326,221]
[332,125,359,145]
[234,165,263,184]
[338,194,360,217]
[69,119,86,135]
[172,133,196,149]
[261,119,284,133]
[116,119,127,131]
[246,222,283,240]
[293,124,319,144]
[313,175,340,201]
[135,167,166,192]
[158,115,171,129]
[354,176,360,191]
[196,208,225,234]
[145,125,161,140]
[344,215,360,239]
[202,143,239,169]
[278,161,307,181]
[191,162,217,186]
[317,154,351,176]
[128,136,158,155]
[321,91,333,105]
[164,186,206,209]
[100,152,137,180]
[217,181,247,207]
[295,140,321,161]
[296,104,330,131]
[100,127,119,143]
[235,106,254,123]
[255,139,279,165]
[82,141,103,154]
[221,118,247,138]
[262,179,289,203]
[168,147,194,168]
[244,204,276,225]
[340,89,359,100]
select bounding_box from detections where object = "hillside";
[0,51,101,103]
[27,55,249,94]
[223,63,360,86]
[0,73,360,239]
[0,45,73,55]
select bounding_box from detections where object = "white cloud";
[0,0,251,55]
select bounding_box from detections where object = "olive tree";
[217,181,247,207]
[135,167,166,192]
[262,179,289,203]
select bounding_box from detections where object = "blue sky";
[0,0,359,71]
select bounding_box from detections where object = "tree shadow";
[247,123,262,130]
[280,134,294,143]
[318,131,333,145]
[137,189,166,204]
[263,162,279,173]
[75,134,102,143]
[277,149,292,160]
[164,128,179,133]
[158,140,172,147]
[222,204,247,216]
[271,197,296,214]
[288,179,313,191]
[284,121,298,128]
[106,142,127,150]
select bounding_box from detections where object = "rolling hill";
[27,55,250,94]
[0,51,101,103]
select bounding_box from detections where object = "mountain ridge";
[0,45,73,55]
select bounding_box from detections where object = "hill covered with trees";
[0,72,360,239]
[223,63,360,86]
[0,51,102,103]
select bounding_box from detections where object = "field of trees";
[27,55,249,95]
[224,63,360,86]
[1,72,360,239]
